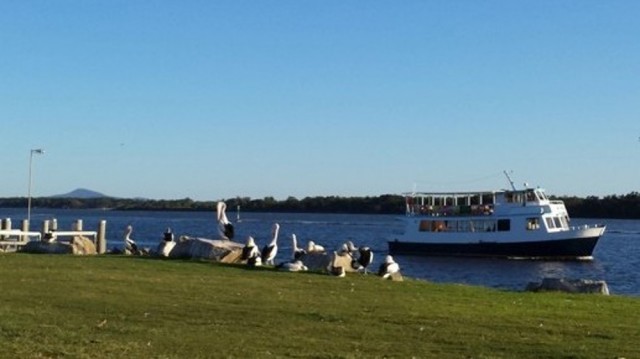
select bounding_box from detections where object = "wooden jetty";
[0,218,107,254]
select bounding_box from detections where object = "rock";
[298,252,332,272]
[525,278,610,295]
[21,241,71,254]
[168,236,244,261]
[328,252,360,273]
[219,248,244,264]
[20,236,96,255]
[70,236,97,255]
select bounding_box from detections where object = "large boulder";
[70,236,97,255]
[525,278,610,295]
[20,236,96,255]
[168,236,244,262]
[329,252,361,273]
[298,252,332,272]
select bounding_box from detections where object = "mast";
[503,170,517,191]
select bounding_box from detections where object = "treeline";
[552,192,640,219]
[0,195,405,214]
[1,192,640,219]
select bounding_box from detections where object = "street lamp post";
[27,148,45,222]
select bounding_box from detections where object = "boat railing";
[568,223,606,231]
[0,229,42,249]
[407,204,494,217]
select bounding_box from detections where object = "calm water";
[3,208,639,296]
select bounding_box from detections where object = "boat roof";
[404,188,546,197]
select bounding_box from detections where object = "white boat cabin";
[404,188,573,235]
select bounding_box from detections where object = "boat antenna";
[503,170,517,191]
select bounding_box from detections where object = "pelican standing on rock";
[378,255,400,279]
[216,201,234,240]
[124,225,138,255]
[338,241,357,256]
[307,240,325,253]
[291,234,307,260]
[261,223,280,266]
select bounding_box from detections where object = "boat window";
[475,220,495,232]
[553,217,563,229]
[505,192,514,203]
[421,219,499,232]
[485,221,496,232]
[535,190,547,201]
[526,218,540,230]
[506,192,525,204]
[526,190,537,202]
[497,219,510,231]
[419,220,430,232]
[545,217,555,229]
[433,221,446,232]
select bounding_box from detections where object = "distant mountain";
[51,188,110,199]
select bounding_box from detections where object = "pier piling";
[97,220,107,254]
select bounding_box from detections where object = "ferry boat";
[388,184,606,260]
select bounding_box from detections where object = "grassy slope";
[0,254,638,359]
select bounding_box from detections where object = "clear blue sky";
[1,1,638,200]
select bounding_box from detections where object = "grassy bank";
[0,254,638,358]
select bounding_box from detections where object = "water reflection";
[395,255,606,292]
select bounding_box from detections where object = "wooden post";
[0,218,7,241]
[97,220,107,254]
[42,219,50,236]
[3,218,12,242]
[74,219,83,231]
[51,218,58,231]
[21,219,29,243]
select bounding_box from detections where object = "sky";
[1,1,638,201]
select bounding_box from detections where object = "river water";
[3,208,639,296]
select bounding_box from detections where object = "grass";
[0,254,638,359]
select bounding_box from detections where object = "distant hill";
[51,188,110,199]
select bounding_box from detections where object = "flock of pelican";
[122,201,401,279]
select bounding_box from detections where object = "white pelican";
[378,255,400,279]
[241,236,262,266]
[276,259,308,272]
[355,247,374,274]
[124,225,138,255]
[338,240,358,257]
[217,201,234,240]
[291,234,307,260]
[261,223,280,266]
[307,240,325,253]
[157,227,176,257]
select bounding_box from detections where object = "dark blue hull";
[388,236,600,259]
